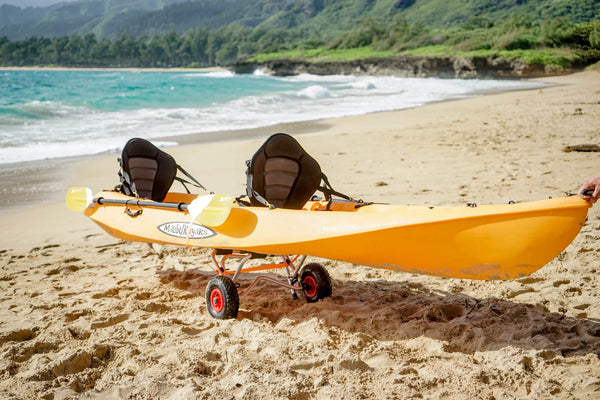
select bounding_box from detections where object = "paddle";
[65,187,94,212]
[187,193,235,227]
[65,187,234,227]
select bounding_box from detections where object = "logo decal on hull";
[158,222,215,239]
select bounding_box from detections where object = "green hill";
[1,0,598,40]
[0,0,284,39]
[0,0,598,70]
[0,0,191,39]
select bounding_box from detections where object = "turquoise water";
[0,69,545,164]
[1,70,296,112]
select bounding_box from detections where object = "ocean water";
[0,69,546,165]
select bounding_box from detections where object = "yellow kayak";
[83,190,589,280]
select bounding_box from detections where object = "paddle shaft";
[95,197,189,212]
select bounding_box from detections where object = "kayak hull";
[85,191,590,280]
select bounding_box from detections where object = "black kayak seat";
[119,138,177,202]
[118,138,206,202]
[246,133,322,209]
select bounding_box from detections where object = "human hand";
[579,173,600,204]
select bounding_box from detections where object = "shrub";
[335,17,386,49]
[494,30,536,50]
[590,24,600,49]
[540,18,573,47]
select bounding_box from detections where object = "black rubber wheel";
[300,263,332,303]
[205,275,239,319]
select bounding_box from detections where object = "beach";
[1,69,599,399]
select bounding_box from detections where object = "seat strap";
[174,163,207,194]
[318,173,353,202]
[118,157,138,197]
[245,160,273,208]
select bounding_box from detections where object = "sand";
[1,70,600,399]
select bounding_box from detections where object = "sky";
[0,0,76,6]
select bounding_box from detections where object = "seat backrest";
[246,133,321,209]
[119,138,177,202]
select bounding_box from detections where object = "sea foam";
[297,85,332,99]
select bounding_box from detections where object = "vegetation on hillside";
[0,0,598,70]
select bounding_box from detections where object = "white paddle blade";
[190,194,234,227]
[187,194,214,220]
[65,187,93,212]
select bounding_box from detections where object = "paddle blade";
[66,187,93,212]
[188,194,234,227]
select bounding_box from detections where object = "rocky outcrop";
[229,55,581,79]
